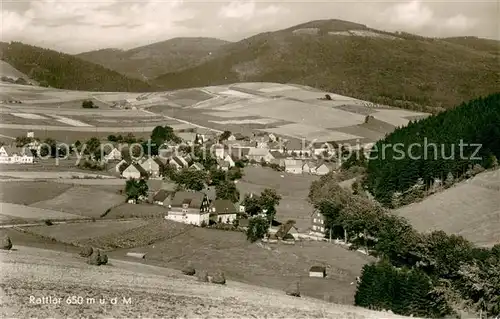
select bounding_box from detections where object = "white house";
[284,159,303,174]
[165,191,211,226]
[302,162,313,174]
[122,163,148,179]
[104,147,122,161]
[314,163,331,176]
[247,147,275,163]
[0,145,34,164]
[210,199,238,224]
[140,157,161,178]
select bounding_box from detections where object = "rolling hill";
[76,37,231,80]
[153,19,500,112]
[394,168,500,247]
[0,42,154,92]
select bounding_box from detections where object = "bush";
[285,282,300,297]
[44,219,53,226]
[211,270,226,285]
[196,270,209,282]
[79,246,93,257]
[182,264,196,276]
[1,234,12,250]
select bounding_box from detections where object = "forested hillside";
[154,20,500,113]
[308,173,500,317]
[76,37,230,80]
[364,92,500,206]
[0,42,154,92]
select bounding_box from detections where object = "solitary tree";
[125,178,148,201]
[219,130,232,141]
[246,216,269,242]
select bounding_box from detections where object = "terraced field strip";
[0,202,84,220]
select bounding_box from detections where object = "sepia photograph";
[0,0,499,318]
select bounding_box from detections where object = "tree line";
[364,93,500,207]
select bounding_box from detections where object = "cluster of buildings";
[0,145,34,164]
[0,132,38,164]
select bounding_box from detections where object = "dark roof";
[153,189,169,202]
[210,199,237,214]
[118,161,129,174]
[230,147,250,159]
[309,266,326,273]
[131,163,148,177]
[269,151,286,159]
[171,191,206,209]
[147,179,163,191]
[171,156,185,167]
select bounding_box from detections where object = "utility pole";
[329,227,332,243]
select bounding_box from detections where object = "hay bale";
[0,234,12,250]
[99,253,108,265]
[196,270,209,282]
[79,246,93,257]
[88,249,108,266]
[182,264,196,276]
[285,282,300,297]
[211,271,226,285]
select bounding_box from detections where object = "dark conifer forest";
[364,92,500,206]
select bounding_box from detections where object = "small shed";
[309,266,326,278]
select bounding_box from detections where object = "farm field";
[103,203,168,219]
[110,226,373,304]
[0,202,84,221]
[0,128,152,142]
[0,181,72,205]
[30,186,125,217]
[23,219,149,244]
[0,170,113,179]
[395,169,500,247]
[0,246,402,319]
[2,81,427,145]
[238,166,319,231]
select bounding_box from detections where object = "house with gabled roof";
[115,159,129,174]
[284,159,303,174]
[247,147,275,163]
[230,147,250,160]
[269,151,287,167]
[140,157,163,178]
[217,159,231,171]
[284,139,311,157]
[166,191,211,226]
[302,161,313,174]
[209,199,238,224]
[153,189,173,207]
[122,163,149,179]
[177,132,198,145]
[169,156,188,170]
[104,147,122,162]
[0,145,34,164]
[189,162,204,171]
[202,185,216,204]
[314,162,333,176]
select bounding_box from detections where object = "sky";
[1,0,498,54]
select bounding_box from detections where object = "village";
[0,126,359,237]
